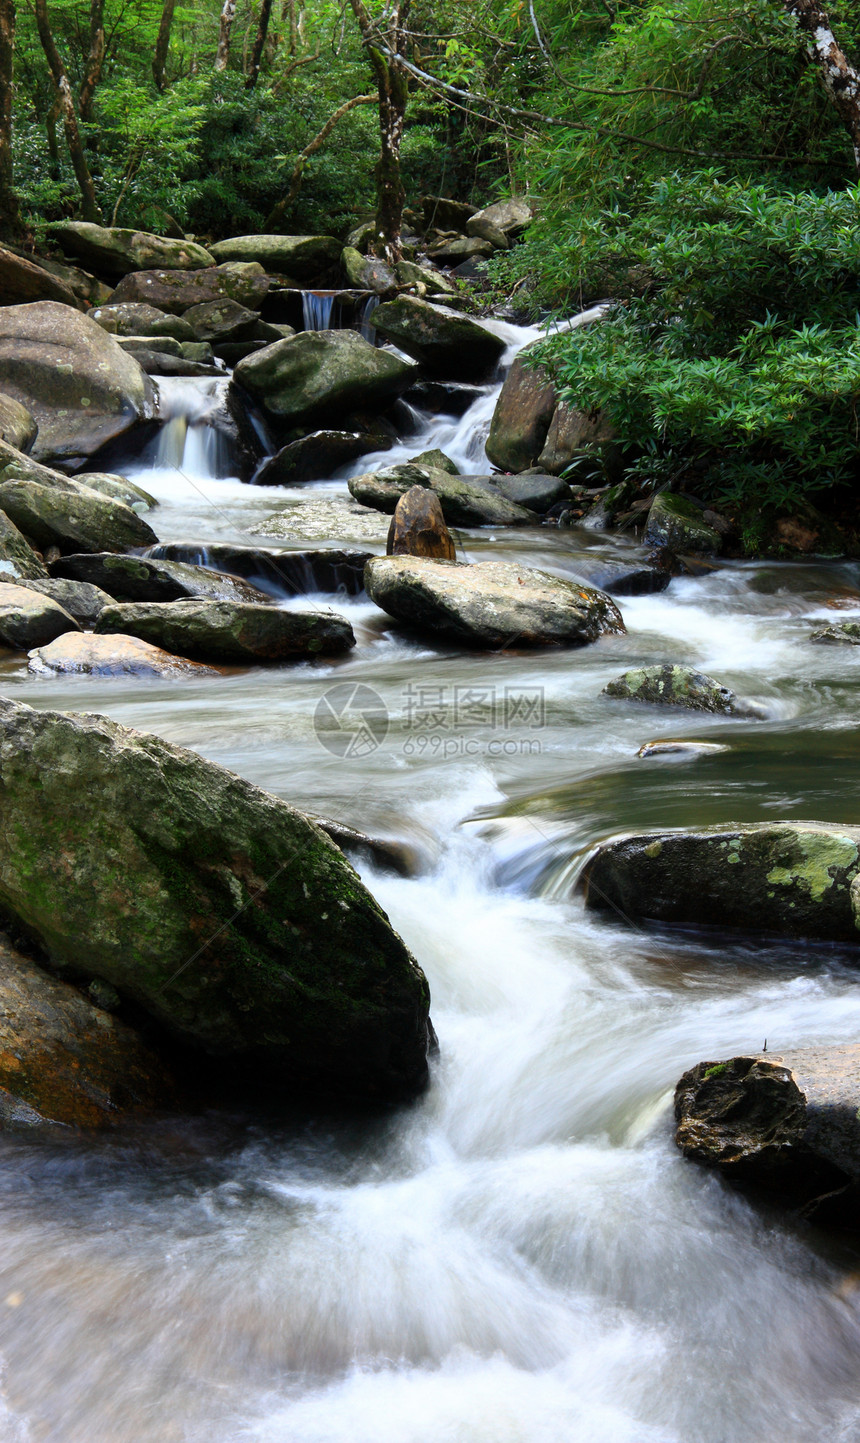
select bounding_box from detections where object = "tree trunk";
[245,0,273,88]
[786,0,860,169]
[346,0,411,263]
[213,0,237,72]
[45,92,61,175]
[33,0,101,221]
[0,0,21,240]
[152,0,175,92]
[78,0,105,126]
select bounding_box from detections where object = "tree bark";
[33,0,101,221]
[264,92,375,227]
[346,0,411,263]
[245,0,273,88]
[0,0,21,240]
[152,0,175,92]
[78,0,105,125]
[785,0,860,169]
[213,0,237,72]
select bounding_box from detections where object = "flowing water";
[2,321,860,1441]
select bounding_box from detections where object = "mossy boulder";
[91,303,196,342]
[209,234,342,280]
[0,443,158,554]
[233,330,418,429]
[371,296,506,381]
[48,222,214,277]
[580,822,860,942]
[0,583,79,649]
[349,463,534,527]
[0,698,432,1099]
[0,302,156,467]
[408,448,459,474]
[0,510,49,581]
[644,493,722,557]
[811,621,860,645]
[111,264,269,315]
[183,298,260,343]
[51,551,271,603]
[365,555,625,648]
[341,247,397,294]
[603,664,758,715]
[95,599,355,664]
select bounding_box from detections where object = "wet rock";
[128,349,222,378]
[0,301,156,467]
[810,621,860,645]
[0,443,158,554]
[644,493,722,558]
[636,739,729,759]
[144,543,370,596]
[72,471,157,512]
[209,234,342,280]
[111,263,269,315]
[180,341,215,365]
[116,334,183,359]
[341,247,397,294]
[95,598,356,664]
[315,818,426,878]
[674,1045,860,1222]
[0,697,432,1099]
[254,429,387,486]
[233,330,417,430]
[91,302,196,342]
[467,198,532,239]
[408,448,459,474]
[0,510,49,580]
[349,463,534,526]
[28,631,216,677]
[494,472,570,513]
[48,222,214,277]
[365,555,624,648]
[581,821,860,942]
[51,551,273,604]
[574,560,671,596]
[183,298,260,343]
[421,196,477,231]
[387,486,456,560]
[371,296,506,381]
[603,664,758,715]
[0,576,112,624]
[394,260,457,295]
[0,393,37,453]
[0,583,79,649]
[0,244,84,309]
[486,348,558,473]
[0,931,175,1129]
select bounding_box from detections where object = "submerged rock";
[51,552,272,604]
[674,1045,860,1223]
[580,821,860,942]
[365,555,624,649]
[574,560,671,597]
[387,486,456,560]
[0,302,156,467]
[233,330,417,430]
[95,599,356,664]
[48,222,214,277]
[371,296,506,381]
[0,698,432,1099]
[810,621,860,645]
[636,739,730,759]
[0,583,79,650]
[603,664,757,715]
[143,543,371,597]
[29,632,216,677]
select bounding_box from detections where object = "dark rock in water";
[0,930,176,1129]
[0,392,37,454]
[29,632,217,677]
[51,551,272,604]
[403,381,483,416]
[0,302,156,467]
[580,822,860,942]
[644,493,722,558]
[0,245,85,309]
[350,463,534,527]
[233,330,417,430]
[573,560,671,596]
[810,621,860,646]
[254,430,387,486]
[674,1045,860,1223]
[407,448,459,475]
[365,555,625,649]
[371,296,506,382]
[603,664,757,715]
[111,263,269,315]
[387,486,456,560]
[0,509,49,580]
[47,221,214,278]
[0,575,112,624]
[95,598,356,664]
[0,697,432,1100]
[145,543,371,597]
[315,818,426,878]
[209,234,342,280]
[485,345,557,473]
[92,302,196,342]
[494,473,570,514]
[0,582,79,649]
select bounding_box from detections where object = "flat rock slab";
[0,583,79,650]
[580,822,860,943]
[95,599,356,664]
[51,551,272,604]
[674,1044,860,1222]
[365,555,625,649]
[603,664,759,716]
[0,698,432,1099]
[29,632,216,677]
[48,222,214,277]
[0,931,175,1129]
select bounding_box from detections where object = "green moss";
[765,832,858,902]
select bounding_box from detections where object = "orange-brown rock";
[387,485,456,561]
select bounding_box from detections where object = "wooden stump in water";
[387,484,456,561]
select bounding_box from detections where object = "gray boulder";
[603,664,756,715]
[254,429,386,486]
[365,555,624,648]
[0,302,156,467]
[426,237,494,266]
[349,463,534,527]
[341,247,397,294]
[111,263,268,315]
[91,303,196,342]
[233,330,417,429]
[95,598,356,664]
[467,198,532,238]
[421,196,476,231]
[408,448,459,474]
[116,335,183,359]
[0,697,432,1098]
[0,510,49,580]
[0,575,112,624]
[494,472,570,513]
[183,298,260,343]
[580,822,860,942]
[51,551,276,603]
[573,560,671,597]
[394,260,457,296]
[486,347,558,473]
[48,222,214,277]
[465,217,510,250]
[371,296,506,381]
[0,441,158,554]
[537,401,620,480]
[72,470,157,512]
[0,393,37,453]
[209,234,342,279]
[644,493,722,557]
[0,582,79,649]
[0,244,84,309]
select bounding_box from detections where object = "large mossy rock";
[0,302,156,467]
[51,551,272,603]
[466,198,532,239]
[92,302,196,342]
[644,492,722,557]
[485,347,558,473]
[0,582,79,649]
[0,392,37,453]
[95,599,355,664]
[371,296,506,381]
[48,222,214,277]
[349,463,534,526]
[0,930,175,1129]
[0,442,158,554]
[0,245,84,310]
[341,247,397,294]
[183,298,260,343]
[602,664,754,715]
[0,698,432,1099]
[233,330,418,429]
[111,263,268,315]
[0,510,49,580]
[365,555,624,648]
[674,1045,860,1223]
[29,632,215,677]
[209,234,342,280]
[580,822,860,942]
[0,575,112,624]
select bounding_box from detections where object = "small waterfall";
[358,295,380,342]
[302,292,338,331]
[151,376,233,479]
[154,413,187,470]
